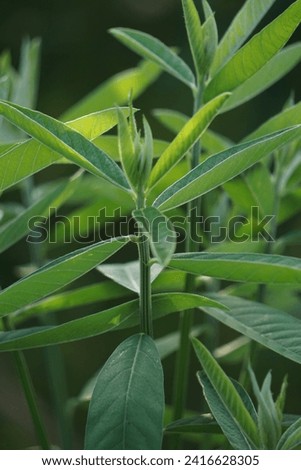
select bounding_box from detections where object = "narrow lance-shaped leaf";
[197,372,256,450]
[154,126,301,211]
[110,28,196,90]
[0,293,228,351]
[148,93,230,188]
[0,107,132,192]
[277,418,301,450]
[221,44,301,112]
[169,252,301,285]
[0,237,130,316]
[192,338,259,448]
[211,0,276,75]
[133,207,176,266]
[205,0,301,101]
[85,334,164,450]
[61,60,161,121]
[182,0,204,79]
[202,294,301,365]
[0,173,81,255]
[0,100,130,191]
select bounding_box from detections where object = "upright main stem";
[137,192,153,337]
[172,85,203,422]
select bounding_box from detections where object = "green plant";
[1,0,301,450]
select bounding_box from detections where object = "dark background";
[0,0,301,449]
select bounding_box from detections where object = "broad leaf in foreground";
[202,295,301,365]
[85,334,164,450]
[0,293,228,351]
[192,338,259,448]
[0,237,129,316]
[0,100,129,190]
[154,126,301,211]
[169,252,301,284]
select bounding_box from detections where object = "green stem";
[171,84,203,424]
[4,318,50,449]
[137,191,153,337]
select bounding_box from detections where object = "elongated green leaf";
[94,135,168,161]
[205,0,301,101]
[192,338,259,447]
[277,418,301,449]
[154,126,301,211]
[0,237,129,316]
[0,293,227,351]
[149,93,230,188]
[211,0,276,75]
[0,100,129,190]
[0,174,80,255]
[0,108,131,192]
[133,207,176,266]
[97,260,163,293]
[197,372,256,450]
[85,334,164,450]
[110,28,196,90]
[182,0,204,79]
[170,252,301,284]
[221,44,301,112]
[61,60,161,121]
[12,281,132,326]
[165,414,220,435]
[202,294,301,364]
[245,102,301,142]
[153,108,232,153]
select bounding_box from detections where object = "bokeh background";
[0,0,301,449]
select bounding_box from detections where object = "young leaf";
[169,252,301,285]
[154,126,301,211]
[85,334,164,450]
[182,0,204,79]
[61,60,161,121]
[277,418,301,449]
[148,93,230,188]
[192,338,259,448]
[117,108,136,188]
[0,293,228,351]
[205,0,301,101]
[97,260,163,294]
[201,294,301,365]
[202,1,218,72]
[0,100,130,191]
[211,0,276,75]
[165,414,220,435]
[110,28,196,90]
[249,369,281,449]
[0,174,80,255]
[221,44,301,112]
[0,237,130,316]
[133,207,176,266]
[197,372,256,449]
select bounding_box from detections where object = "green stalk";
[172,85,203,423]
[137,191,153,337]
[4,318,50,449]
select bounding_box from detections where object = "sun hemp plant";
[1,0,301,450]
